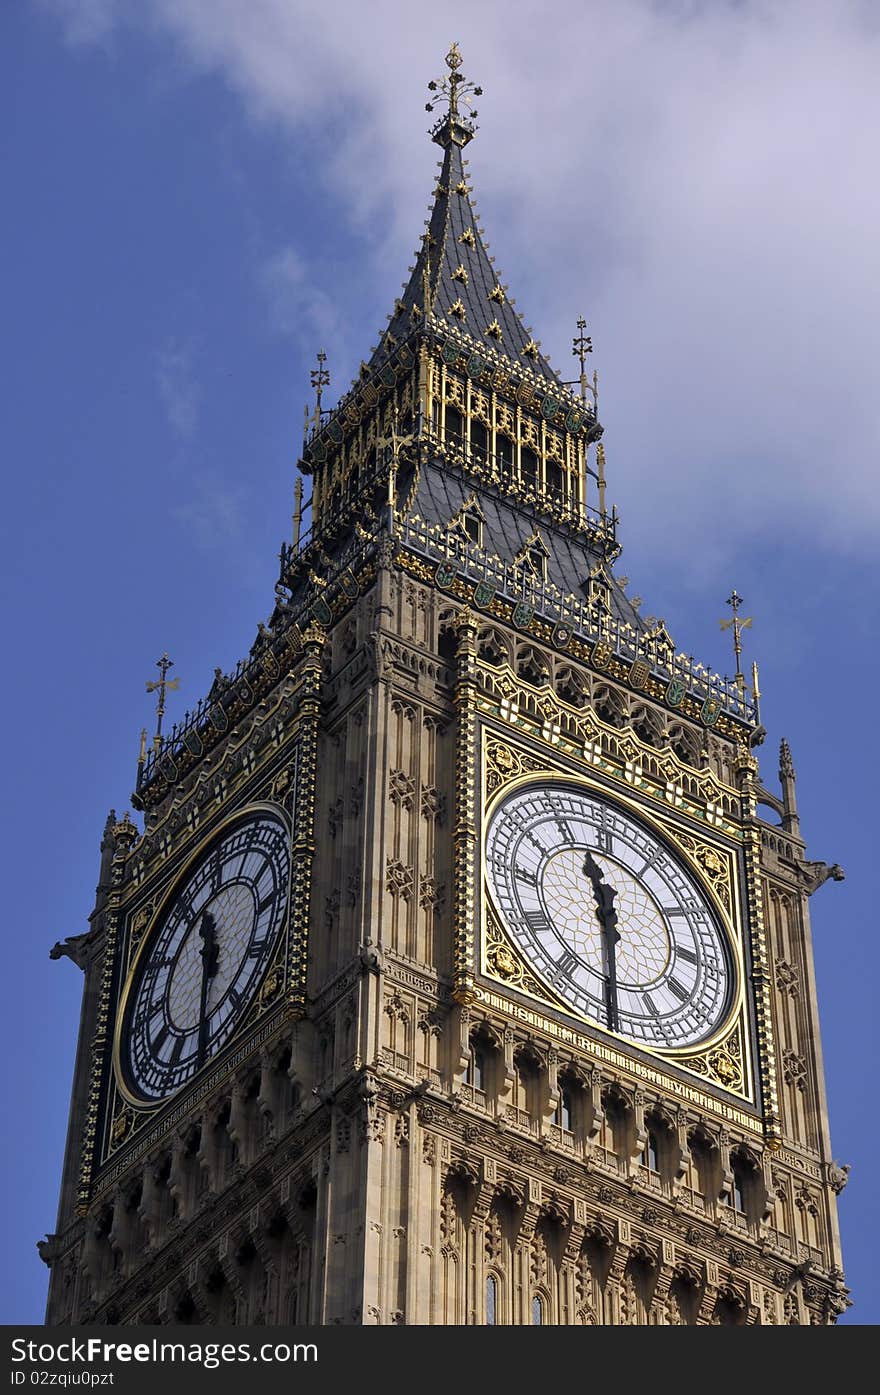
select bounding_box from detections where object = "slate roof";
[367,118,562,385]
[407,460,644,631]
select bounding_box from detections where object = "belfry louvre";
[43,45,848,1326]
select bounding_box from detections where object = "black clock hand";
[583,850,621,1033]
[196,909,220,1069]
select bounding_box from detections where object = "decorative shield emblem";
[592,641,612,670]
[436,563,457,589]
[328,419,344,444]
[381,364,397,387]
[340,569,359,599]
[467,353,486,379]
[310,438,327,463]
[158,753,178,783]
[565,407,585,433]
[552,621,573,649]
[344,405,361,426]
[701,697,721,726]
[209,703,228,732]
[629,658,650,689]
[513,601,534,628]
[261,651,280,679]
[474,580,495,608]
[361,383,378,406]
[541,396,560,422]
[312,597,333,626]
[442,341,460,365]
[397,344,414,368]
[492,368,509,392]
[665,677,686,708]
[239,680,254,705]
[516,382,535,408]
[184,730,204,758]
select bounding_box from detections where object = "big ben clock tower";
[43,46,849,1326]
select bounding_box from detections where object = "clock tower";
[43,46,849,1326]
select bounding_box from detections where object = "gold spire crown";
[426,43,483,147]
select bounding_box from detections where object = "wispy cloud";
[261,245,343,347]
[171,471,247,552]
[41,0,880,563]
[155,337,200,441]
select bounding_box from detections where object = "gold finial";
[752,660,762,725]
[376,404,418,522]
[292,475,303,551]
[596,441,608,520]
[426,44,482,141]
[719,590,753,694]
[145,653,180,752]
[137,727,147,771]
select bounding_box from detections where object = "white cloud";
[155,338,200,441]
[171,471,247,551]
[41,0,880,562]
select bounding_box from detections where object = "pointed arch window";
[646,1130,660,1174]
[486,1275,498,1326]
[531,1294,544,1325]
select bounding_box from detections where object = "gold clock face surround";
[115,804,291,1106]
[484,777,738,1051]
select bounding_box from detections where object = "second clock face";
[122,809,290,1103]
[485,783,733,1049]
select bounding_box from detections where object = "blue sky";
[2,0,877,1323]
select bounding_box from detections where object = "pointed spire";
[367,45,562,384]
[779,738,800,836]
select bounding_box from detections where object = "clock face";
[122,809,290,1102]
[485,783,733,1049]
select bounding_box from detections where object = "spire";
[779,737,800,836]
[369,45,562,385]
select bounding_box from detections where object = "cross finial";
[145,653,181,751]
[426,44,482,145]
[310,348,330,415]
[719,591,753,693]
[572,316,593,378]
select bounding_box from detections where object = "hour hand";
[583,852,620,939]
[198,909,220,979]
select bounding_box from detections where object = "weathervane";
[145,653,180,752]
[719,590,753,694]
[426,43,482,130]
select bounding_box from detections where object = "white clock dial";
[122,809,290,1102]
[485,783,733,1049]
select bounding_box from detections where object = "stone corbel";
[586,1068,605,1153]
[651,1238,676,1318]
[515,1177,543,1246]
[563,1201,587,1267]
[607,1218,632,1289]
[472,1157,498,1224]
[696,1258,720,1325]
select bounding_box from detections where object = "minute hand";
[583,850,621,1033]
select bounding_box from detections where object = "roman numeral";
[667,976,689,1002]
[257,891,275,914]
[676,946,698,964]
[524,910,549,934]
[595,828,612,853]
[515,866,537,887]
[642,992,659,1017]
[555,949,580,978]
